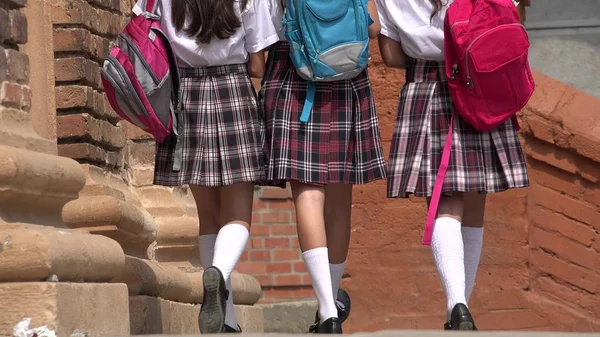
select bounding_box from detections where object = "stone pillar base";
[0,282,130,337]
[129,296,264,334]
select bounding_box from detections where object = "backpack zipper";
[464,23,526,89]
[119,33,160,85]
[105,55,148,116]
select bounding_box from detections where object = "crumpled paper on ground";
[13,318,56,337]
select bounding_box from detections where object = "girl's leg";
[324,184,353,315]
[199,183,254,333]
[461,192,486,302]
[429,194,467,321]
[190,186,221,269]
[292,182,338,323]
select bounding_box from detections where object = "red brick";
[53,28,109,61]
[289,287,314,299]
[5,48,29,83]
[582,183,599,207]
[262,212,291,225]
[268,200,295,210]
[530,227,597,270]
[524,139,578,174]
[251,224,269,236]
[293,261,307,273]
[530,249,600,293]
[531,207,597,247]
[0,81,22,108]
[57,114,126,149]
[270,224,296,235]
[0,10,9,44]
[55,85,118,121]
[252,274,271,286]
[248,249,270,261]
[476,310,548,330]
[265,237,290,248]
[273,274,303,286]
[532,185,597,225]
[273,249,300,261]
[529,160,582,197]
[259,186,290,200]
[250,237,264,248]
[7,9,27,45]
[523,114,555,144]
[54,57,101,88]
[266,262,292,273]
[58,143,123,167]
[253,198,267,210]
[51,0,123,36]
[235,262,265,275]
[239,251,249,262]
[290,237,300,248]
[534,277,600,318]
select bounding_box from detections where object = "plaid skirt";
[260,42,386,186]
[387,57,530,198]
[154,64,265,187]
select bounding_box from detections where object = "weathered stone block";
[129,296,263,334]
[5,48,29,83]
[0,282,129,337]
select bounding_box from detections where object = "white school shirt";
[267,0,286,41]
[135,0,280,67]
[375,0,454,61]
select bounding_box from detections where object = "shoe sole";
[458,321,475,330]
[199,268,226,334]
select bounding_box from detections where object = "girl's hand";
[367,0,381,39]
[248,51,266,78]
[378,35,406,69]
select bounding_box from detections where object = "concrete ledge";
[62,195,157,243]
[259,300,317,333]
[0,223,125,282]
[129,296,263,334]
[115,257,263,305]
[135,332,600,337]
[0,282,129,337]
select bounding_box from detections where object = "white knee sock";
[212,223,250,330]
[303,247,338,321]
[462,227,483,302]
[330,261,346,301]
[431,217,467,320]
[198,234,217,269]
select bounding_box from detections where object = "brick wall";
[0,0,31,123]
[339,42,600,332]
[519,72,600,328]
[239,186,313,303]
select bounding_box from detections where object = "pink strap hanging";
[422,114,454,245]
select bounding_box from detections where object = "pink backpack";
[422,0,535,245]
[100,0,181,143]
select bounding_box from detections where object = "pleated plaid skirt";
[260,42,387,186]
[154,64,266,187]
[387,57,530,198]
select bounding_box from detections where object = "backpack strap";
[300,81,315,123]
[422,113,454,245]
[132,0,161,18]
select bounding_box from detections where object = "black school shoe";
[222,324,241,333]
[199,266,228,334]
[309,288,350,334]
[445,303,477,331]
[309,317,342,334]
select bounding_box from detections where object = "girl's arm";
[367,0,381,39]
[247,51,266,78]
[378,35,406,68]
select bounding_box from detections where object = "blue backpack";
[282,0,372,122]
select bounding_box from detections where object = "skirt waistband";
[405,56,447,83]
[178,63,247,78]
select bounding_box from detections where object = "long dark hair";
[429,0,443,20]
[171,0,249,45]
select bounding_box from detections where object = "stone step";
[135,332,600,337]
